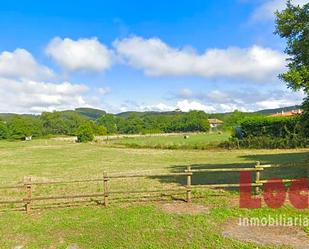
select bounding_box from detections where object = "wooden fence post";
[103,171,109,207]
[186,166,192,203]
[255,161,261,195]
[24,176,32,213]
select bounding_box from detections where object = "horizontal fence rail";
[0,161,307,213]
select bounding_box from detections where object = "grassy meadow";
[0,137,308,248]
[105,132,231,149]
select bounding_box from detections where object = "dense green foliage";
[274,1,309,144]
[8,116,43,140]
[41,111,85,135]
[97,111,211,134]
[275,1,309,93]
[221,116,308,149]
[239,116,301,138]
[0,110,212,141]
[218,110,262,130]
[76,123,95,142]
[165,111,210,132]
[0,120,8,139]
[97,114,118,134]
[0,111,106,141]
[75,107,106,120]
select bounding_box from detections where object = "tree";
[76,123,94,142]
[8,116,43,140]
[166,111,210,132]
[275,1,309,92]
[41,111,86,135]
[222,110,262,130]
[276,1,309,135]
[90,121,108,136]
[118,113,143,134]
[96,114,118,134]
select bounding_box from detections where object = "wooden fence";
[0,162,306,213]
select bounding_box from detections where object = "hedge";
[220,115,308,149]
[239,116,302,138]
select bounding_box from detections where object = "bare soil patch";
[159,202,209,215]
[222,219,309,249]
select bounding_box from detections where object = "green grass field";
[107,132,231,149]
[0,139,308,248]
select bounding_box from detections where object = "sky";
[0,0,307,114]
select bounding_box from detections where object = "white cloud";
[176,100,216,112]
[117,99,217,113]
[0,49,54,80]
[0,77,98,113]
[111,86,304,114]
[98,87,112,95]
[46,37,113,72]
[173,88,304,113]
[114,36,286,82]
[252,0,307,22]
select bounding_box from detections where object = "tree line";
[0,110,216,142]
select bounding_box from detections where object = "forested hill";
[116,105,302,119]
[253,105,302,115]
[74,108,106,120]
[0,105,302,121]
[116,110,182,118]
[0,108,106,121]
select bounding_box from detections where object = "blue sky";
[0,0,306,113]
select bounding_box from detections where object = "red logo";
[239,171,308,209]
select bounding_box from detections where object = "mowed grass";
[108,132,231,149]
[0,139,308,248]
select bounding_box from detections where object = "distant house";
[269,109,303,117]
[208,119,224,129]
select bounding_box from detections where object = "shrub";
[220,115,308,149]
[0,122,8,139]
[239,116,302,138]
[77,123,94,142]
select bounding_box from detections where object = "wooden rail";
[0,161,307,213]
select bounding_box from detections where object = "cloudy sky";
[0,0,306,114]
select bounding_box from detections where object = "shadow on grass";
[151,151,309,188]
[242,151,309,165]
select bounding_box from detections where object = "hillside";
[116,105,303,119]
[74,108,106,120]
[254,105,302,115]
[0,105,303,121]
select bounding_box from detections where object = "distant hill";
[0,105,303,121]
[0,113,37,120]
[74,108,106,120]
[116,105,304,120]
[116,110,183,118]
[254,105,302,115]
[0,108,106,121]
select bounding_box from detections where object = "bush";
[239,116,302,138]
[8,116,43,140]
[0,122,8,139]
[76,123,94,143]
[221,115,308,149]
[220,135,309,149]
